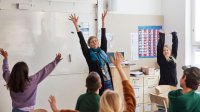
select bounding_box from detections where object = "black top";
[77,28,113,95]
[157,32,178,86]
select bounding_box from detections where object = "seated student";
[48,72,102,112]
[168,67,200,112]
[0,48,62,112]
[99,52,136,112]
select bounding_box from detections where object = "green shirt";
[75,92,100,112]
[168,89,200,112]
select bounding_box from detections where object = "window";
[192,0,200,66]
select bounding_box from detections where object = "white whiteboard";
[0,10,96,78]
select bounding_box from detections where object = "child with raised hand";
[0,48,62,112]
[48,95,79,112]
[99,52,136,112]
[49,72,102,112]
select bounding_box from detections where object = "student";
[99,52,136,112]
[0,48,62,112]
[48,72,102,112]
[69,11,114,95]
[168,67,200,112]
[157,32,178,86]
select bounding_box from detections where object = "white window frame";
[191,0,200,67]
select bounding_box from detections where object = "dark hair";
[183,67,200,90]
[86,72,101,92]
[87,36,97,46]
[7,61,30,93]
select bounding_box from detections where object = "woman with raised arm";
[157,32,178,86]
[69,11,113,95]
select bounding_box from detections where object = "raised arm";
[171,32,178,59]
[69,14,80,32]
[100,11,107,52]
[0,48,10,82]
[49,95,79,112]
[69,14,90,62]
[110,52,136,112]
[31,53,62,84]
[157,33,165,66]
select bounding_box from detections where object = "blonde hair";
[164,45,172,51]
[99,90,123,112]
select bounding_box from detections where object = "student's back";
[75,92,100,112]
[1,48,62,112]
[75,72,102,112]
[168,67,200,112]
[168,89,200,112]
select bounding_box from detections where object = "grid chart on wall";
[138,26,162,58]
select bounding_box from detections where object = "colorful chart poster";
[138,26,162,58]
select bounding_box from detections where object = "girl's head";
[7,61,30,93]
[99,90,123,112]
[163,45,172,58]
[87,36,99,49]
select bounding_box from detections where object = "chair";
[32,109,48,112]
[150,85,177,112]
[150,93,168,112]
[155,85,176,94]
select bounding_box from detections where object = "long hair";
[99,90,123,112]
[7,61,30,93]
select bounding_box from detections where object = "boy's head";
[180,67,200,90]
[86,72,102,92]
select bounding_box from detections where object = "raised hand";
[69,14,79,25]
[102,10,107,28]
[69,14,80,32]
[55,53,62,62]
[48,95,59,112]
[110,52,124,68]
[102,10,107,22]
[110,52,127,81]
[0,48,8,59]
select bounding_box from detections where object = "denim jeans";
[104,80,113,90]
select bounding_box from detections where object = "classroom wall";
[108,0,163,15]
[105,13,164,70]
[0,0,167,111]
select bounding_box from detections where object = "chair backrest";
[32,109,48,112]
[150,93,168,111]
[155,85,176,94]
[150,93,168,106]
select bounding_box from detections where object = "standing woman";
[69,11,113,95]
[157,32,178,86]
